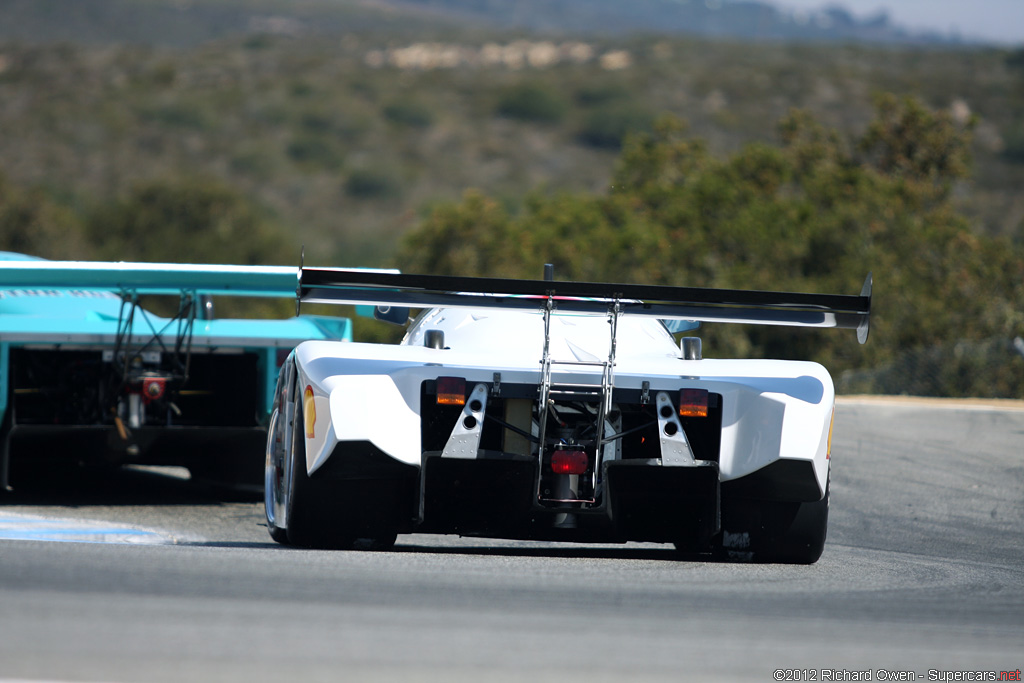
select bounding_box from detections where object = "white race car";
[265,267,871,563]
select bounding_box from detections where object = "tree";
[857,92,974,203]
[0,173,91,259]
[85,177,295,317]
[397,96,1024,396]
[399,190,522,277]
[86,177,290,265]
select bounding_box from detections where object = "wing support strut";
[108,290,201,438]
[534,294,622,502]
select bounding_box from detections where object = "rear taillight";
[551,449,589,475]
[679,388,709,418]
[142,377,166,402]
[436,377,467,406]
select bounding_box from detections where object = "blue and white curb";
[0,513,172,544]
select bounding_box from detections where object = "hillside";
[0,0,469,47]
[2,25,1023,266]
[3,1,1024,396]
[0,0,967,47]
[384,0,952,44]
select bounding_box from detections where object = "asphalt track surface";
[1,399,1022,682]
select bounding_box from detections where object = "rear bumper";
[305,440,822,546]
[721,458,824,502]
[418,452,720,546]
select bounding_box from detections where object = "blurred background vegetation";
[2,0,1024,397]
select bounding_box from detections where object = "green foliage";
[230,146,280,180]
[577,104,657,150]
[140,100,213,131]
[345,168,402,200]
[3,35,1024,272]
[1002,124,1024,165]
[839,338,1024,399]
[383,100,435,128]
[286,134,344,170]
[495,82,568,124]
[400,190,522,276]
[399,97,1024,397]
[1005,48,1024,70]
[86,178,289,265]
[0,172,90,259]
[857,93,974,199]
[4,32,1024,397]
[574,83,632,107]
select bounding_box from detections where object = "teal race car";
[0,253,358,490]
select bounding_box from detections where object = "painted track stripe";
[0,514,169,544]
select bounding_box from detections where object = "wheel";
[719,474,830,564]
[266,367,404,549]
[283,379,358,549]
[264,406,290,544]
[264,368,355,548]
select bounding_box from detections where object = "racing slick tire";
[269,376,401,550]
[719,475,829,564]
[264,407,290,544]
[282,382,358,549]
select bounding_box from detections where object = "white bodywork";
[266,269,868,560]
[295,307,833,497]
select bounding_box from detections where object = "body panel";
[0,255,355,487]
[295,309,834,496]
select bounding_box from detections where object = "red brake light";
[436,377,466,406]
[679,388,709,418]
[141,377,166,402]
[551,449,589,475]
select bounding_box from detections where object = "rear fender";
[716,371,834,498]
[297,370,422,476]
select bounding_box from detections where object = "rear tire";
[284,382,357,549]
[266,363,407,550]
[264,407,290,544]
[719,475,829,564]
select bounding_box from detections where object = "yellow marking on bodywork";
[303,385,316,439]
[827,404,835,459]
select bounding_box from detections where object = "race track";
[1,400,1022,682]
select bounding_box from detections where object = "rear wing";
[300,268,873,344]
[0,260,402,299]
[0,260,301,297]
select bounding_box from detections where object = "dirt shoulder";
[838,395,1024,410]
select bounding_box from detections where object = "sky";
[770,0,1024,45]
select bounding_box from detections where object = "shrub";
[383,100,435,128]
[577,105,656,149]
[574,83,631,106]
[496,82,568,124]
[286,134,344,170]
[345,168,401,200]
[141,101,212,131]
[1001,124,1024,164]
[85,178,288,265]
